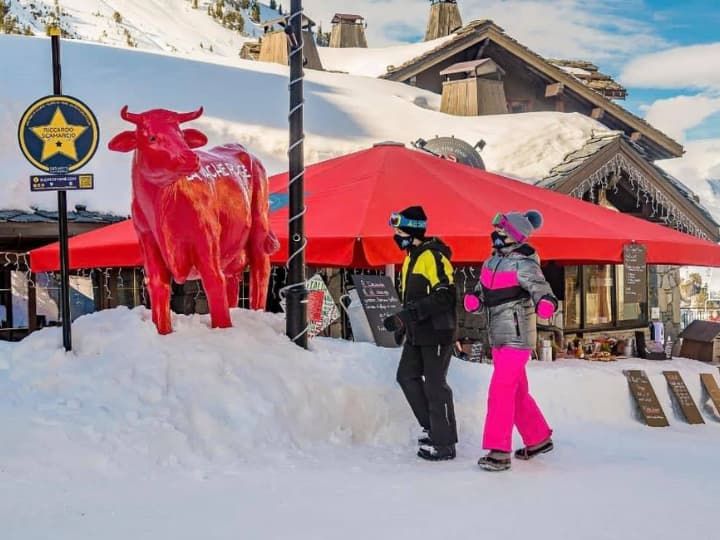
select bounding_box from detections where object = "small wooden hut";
[329,14,368,48]
[679,320,720,363]
[439,58,508,116]
[258,14,323,71]
[425,0,463,41]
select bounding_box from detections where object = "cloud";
[658,139,720,220]
[619,43,720,91]
[301,0,665,64]
[642,95,720,142]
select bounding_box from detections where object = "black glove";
[383,314,403,332]
[393,327,406,345]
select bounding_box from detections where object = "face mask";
[491,231,508,248]
[394,234,413,250]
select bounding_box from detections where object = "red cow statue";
[108,106,279,334]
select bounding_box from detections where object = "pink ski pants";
[482,346,552,452]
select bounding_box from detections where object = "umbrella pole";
[285,0,308,348]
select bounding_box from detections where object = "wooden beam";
[27,272,37,332]
[545,82,564,97]
[591,107,605,120]
[555,95,565,112]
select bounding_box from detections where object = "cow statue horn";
[120,105,141,125]
[176,107,204,124]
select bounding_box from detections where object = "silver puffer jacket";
[473,244,556,350]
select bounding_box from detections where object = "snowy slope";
[1,307,720,539]
[0,33,609,216]
[4,0,279,54]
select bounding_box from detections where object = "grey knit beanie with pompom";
[497,210,543,243]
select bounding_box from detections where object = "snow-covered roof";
[0,34,611,217]
[318,35,456,78]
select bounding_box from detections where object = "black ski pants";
[396,343,458,446]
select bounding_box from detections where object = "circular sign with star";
[17,95,99,174]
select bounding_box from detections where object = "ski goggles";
[389,212,427,229]
[492,212,526,242]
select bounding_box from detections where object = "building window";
[507,99,530,113]
[583,265,614,326]
[564,265,647,330]
[564,266,581,330]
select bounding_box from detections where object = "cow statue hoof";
[109,106,279,335]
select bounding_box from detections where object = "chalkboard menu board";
[350,274,403,348]
[624,370,669,427]
[663,371,704,424]
[623,244,647,303]
[700,373,720,418]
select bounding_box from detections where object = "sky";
[302,0,720,151]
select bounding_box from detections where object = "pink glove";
[464,293,481,312]
[536,298,556,319]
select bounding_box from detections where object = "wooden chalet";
[426,0,463,41]
[381,19,681,161]
[329,14,367,48]
[380,18,719,351]
[258,13,323,71]
[0,206,125,341]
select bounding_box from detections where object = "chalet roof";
[680,320,720,342]
[0,207,125,224]
[537,132,719,240]
[332,14,365,23]
[549,59,627,100]
[380,19,683,160]
[438,58,505,77]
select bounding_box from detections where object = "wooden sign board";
[623,244,647,303]
[700,373,720,418]
[624,370,669,427]
[663,371,704,424]
[350,274,403,348]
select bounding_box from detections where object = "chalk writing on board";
[624,370,670,426]
[663,371,704,424]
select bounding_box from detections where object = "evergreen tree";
[269,0,277,10]
[240,0,250,9]
[192,0,198,8]
[250,2,260,22]
[278,4,283,15]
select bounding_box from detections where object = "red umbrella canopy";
[30,143,720,272]
[30,219,142,272]
[268,143,720,267]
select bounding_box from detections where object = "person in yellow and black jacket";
[383,206,459,461]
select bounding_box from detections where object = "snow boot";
[514,438,554,461]
[417,444,456,461]
[478,450,511,471]
[417,428,433,446]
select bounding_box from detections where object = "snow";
[0,33,609,216]
[317,34,455,78]
[1,306,720,539]
[6,0,275,53]
[556,65,593,77]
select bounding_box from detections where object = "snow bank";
[2,307,719,478]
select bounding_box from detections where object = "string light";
[570,153,707,239]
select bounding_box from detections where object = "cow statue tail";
[248,156,278,310]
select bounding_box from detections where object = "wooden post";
[28,272,38,333]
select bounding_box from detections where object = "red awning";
[30,144,720,271]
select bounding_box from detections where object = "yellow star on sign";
[29,106,88,162]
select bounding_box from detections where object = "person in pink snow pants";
[463,210,557,471]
